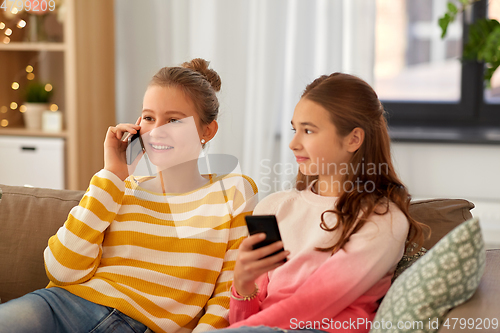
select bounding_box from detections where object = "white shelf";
[0,128,67,138]
[0,42,66,52]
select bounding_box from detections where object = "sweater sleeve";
[229,272,269,324]
[228,205,409,329]
[227,191,284,324]
[44,169,125,285]
[193,175,259,332]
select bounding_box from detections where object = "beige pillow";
[409,198,474,250]
[391,199,475,283]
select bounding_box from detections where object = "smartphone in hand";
[245,215,287,262]
[126,131,145,165]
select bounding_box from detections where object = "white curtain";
[115,0,376,197]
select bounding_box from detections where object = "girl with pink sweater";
[216,73,427,333]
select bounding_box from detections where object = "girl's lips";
[149,143,174,151]
[295,156,309,162]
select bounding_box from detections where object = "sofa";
[0,184,498,333]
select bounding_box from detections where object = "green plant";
[24,81,54,103]
[439,0,500,87]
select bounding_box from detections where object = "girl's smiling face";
[289,97,353,177]
[140,85,204,170]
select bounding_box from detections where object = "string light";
[0,22,5,30]
[2,37,10,44]
[26,65,34,73]
[0,106,7,113]
[11,82,20,90]
[1,119,8,127]
[10,102,18,110]
[50,104,58,111]
[5,28,12,36]
[19,105,27,113]
[17,20,26,29]
[27,73,35,80]
[45,84,53,92]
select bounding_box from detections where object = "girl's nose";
[289,133,300,151]
[150,123,169,138]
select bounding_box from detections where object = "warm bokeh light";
[0,22,5,30]
[5,28,12,36]
[1,119,8,127]
[11,8,19,14]
[45,83,53,92]
[0,106,7,113]
[27,73,35,80]
[19,105,27,113]
[26,65,34,73]
[50,104,59,111]
[3,37,10,44]
[10,102,18,110]
[17,20,26,29]
[11,82,20,90]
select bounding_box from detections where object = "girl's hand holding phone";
[233,234,290,297]
[104,117,141,181]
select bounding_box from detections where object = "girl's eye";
[305,129,313,134]
[143,116,154,122]
[291,127,296,133]
[169,118,182,123]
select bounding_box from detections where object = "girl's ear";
[346,127,364,153]
[202,120,218,142]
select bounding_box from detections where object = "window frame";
[384,0,500,143]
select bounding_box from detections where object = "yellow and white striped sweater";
[44,169,258,333]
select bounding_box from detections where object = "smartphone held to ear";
[126,131,145,165]
[245,215,287,262]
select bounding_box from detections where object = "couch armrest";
[0,184,85,303]
[439,249,500,333]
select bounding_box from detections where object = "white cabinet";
[0,136,64,189]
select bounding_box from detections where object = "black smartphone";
[126,131,145,165]
[245,215,286,261]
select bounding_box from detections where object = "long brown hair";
[296,73,428,254]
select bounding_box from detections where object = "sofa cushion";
[0,184,85,303]
[389,199,475,282]
[370,217,486,333]
[409,198,474,250]
[439,249,500,333]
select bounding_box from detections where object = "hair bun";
[182,58,221,92]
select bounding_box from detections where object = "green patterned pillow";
[370,217,485,333]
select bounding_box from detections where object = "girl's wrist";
[231,283,259,301]
[234,280,257,296]
[104,167,127,182]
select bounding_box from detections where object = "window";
[374,0,500,143]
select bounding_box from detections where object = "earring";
[201,139,206,144]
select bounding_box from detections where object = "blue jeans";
[0,287,152,333]
[215,326,327,333]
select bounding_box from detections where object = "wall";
[392,142,500,248]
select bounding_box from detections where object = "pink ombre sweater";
[229,184,409,333]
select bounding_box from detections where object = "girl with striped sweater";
[0,59,257,333]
